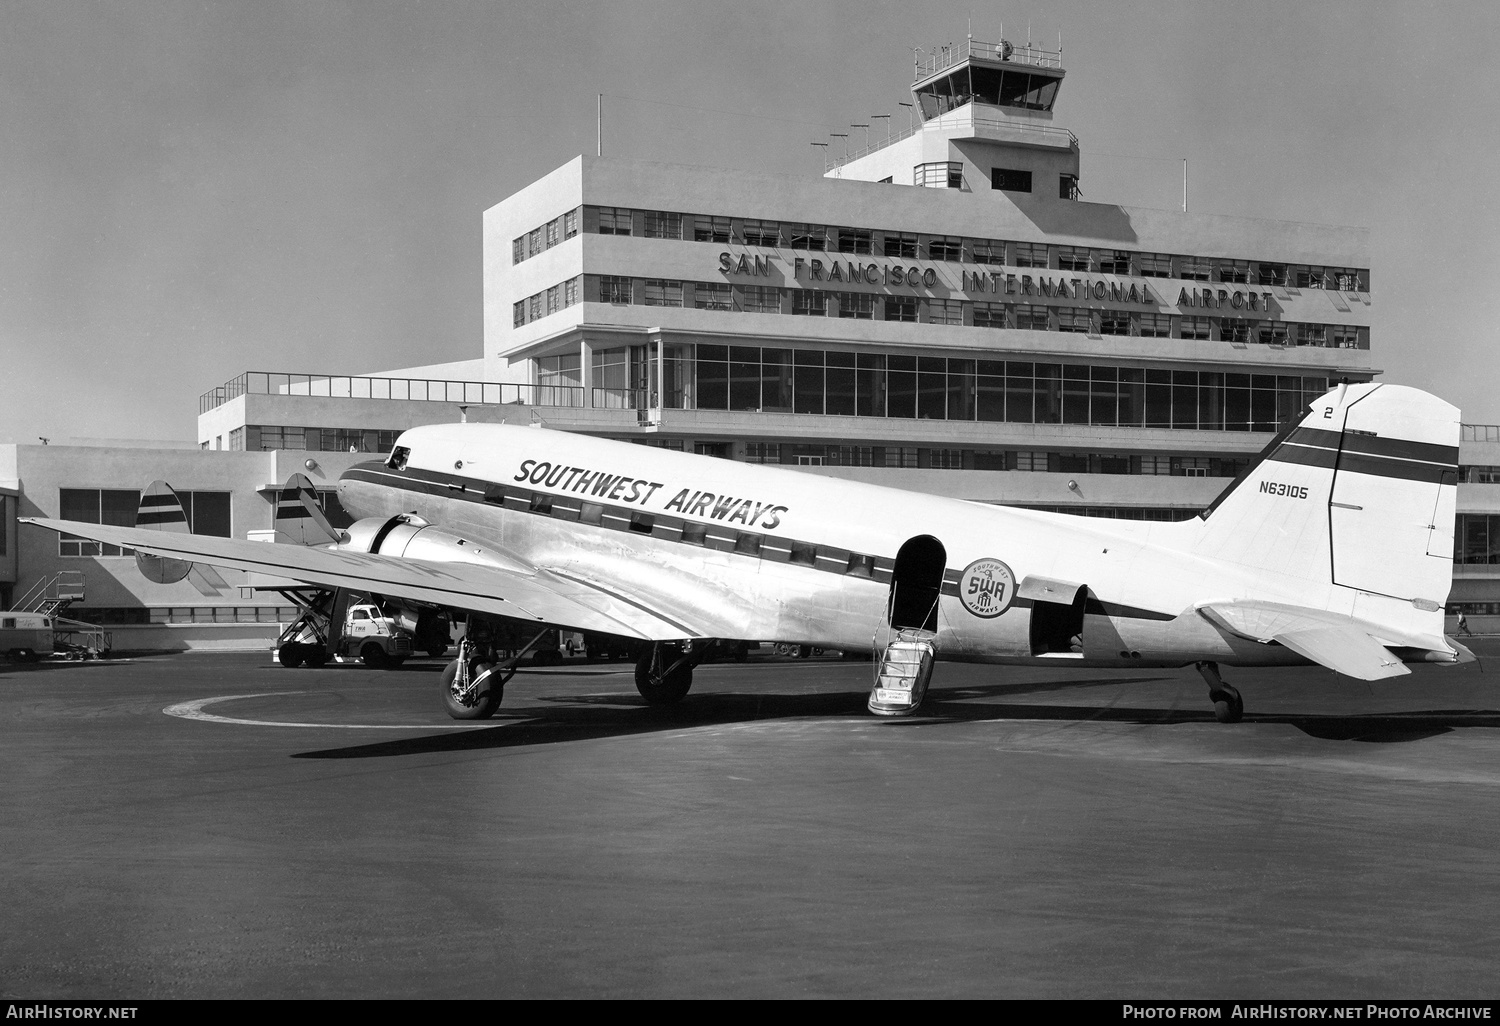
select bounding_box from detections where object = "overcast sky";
[1,0,1497,444]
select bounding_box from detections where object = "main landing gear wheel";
[441,658,501,720]
[1196,661,1244,724]
[635,643,693,705]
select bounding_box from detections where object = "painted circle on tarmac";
[163,692,498,729]
[957,558,1016,618]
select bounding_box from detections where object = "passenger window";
[579,503,604,526]
[680,522,707,545]
[790,541,817,566]
[734,533,762,555]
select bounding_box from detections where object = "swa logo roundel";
[959,559,1016,618]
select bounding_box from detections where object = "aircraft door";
[888,535,946,631]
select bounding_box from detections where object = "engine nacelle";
[339,514,531,575]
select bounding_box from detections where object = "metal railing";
[915,37,1062,80]
[201,372,585,413]
[826,112,1077,171]
[1463,424,1500,442]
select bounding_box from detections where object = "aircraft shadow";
[291,676,1499,759]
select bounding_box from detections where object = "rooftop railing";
[200,372,583,414]
[915,37,1062,80]
[1463,424,1500,443]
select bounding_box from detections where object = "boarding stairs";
[13,571,111,657]
[867,626,937,716]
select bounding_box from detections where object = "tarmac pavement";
[3,645,1499,999]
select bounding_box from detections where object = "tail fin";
[135,481,194,584]
[134,482,230,595]
[275,473,341,545]
[1192,382,1459,607]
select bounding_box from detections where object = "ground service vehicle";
[1,613,54,661]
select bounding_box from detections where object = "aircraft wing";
[1197,601,1411,680]
[21,518,704,641]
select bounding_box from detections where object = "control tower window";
[991,168,1032,193]
[918,66,1061,119]
[915,162,963,188]
[1059,174,1080,201]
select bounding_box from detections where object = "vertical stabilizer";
[1192,383,1459,608]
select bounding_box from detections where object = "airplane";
[22,381,1472,722]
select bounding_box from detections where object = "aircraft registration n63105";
[22,382,1472,723]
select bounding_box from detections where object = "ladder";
[13,571,110,657]
[15,570,87,617]
[867,626,937,716]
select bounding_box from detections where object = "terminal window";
[1099,311,1131,336]
[1097,251,1132,275]
[642,211,682,239]
[597,207,632,236]
[1257,263,1287,286]
[970,240,1005,265]
[926,298,963,325]
[927,236,962,261]
[972,302,1006,328]
[1217,260,1250,284]
[784,223,827,250]
[1055,246,1090,272]
[1014,304,1049,330]
[1179,316,1211,340]
[643,280,683,307]
[58,489,138,557]
[1220,318,1253,343]
[991,168,1032,192]
[1056,308,1093,334]
[836,228,872,254]
[835,292,873,319]
[736,285,780,313]
[694,216,730,243]
[694,282,731,310]
[792,290,828,316]
[740,219,778,246]
[883,232,917,259]
[599,276,632,304]
[1138,313,1172,338]
[884,296,918,322]
[1138,253,1173,278]
[1178,259,1211,281]
[1011,242,1048,268]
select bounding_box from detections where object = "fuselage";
[337,423,1318,669]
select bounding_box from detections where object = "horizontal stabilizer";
[1198,600,1416,680]
[1274,626,1410,681]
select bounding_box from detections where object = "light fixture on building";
[305,458,318,471]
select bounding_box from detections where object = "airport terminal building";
[6,37,1500,645]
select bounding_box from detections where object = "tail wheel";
[277,643,305,669]
[635,644,693,705]
[441,659,501,720]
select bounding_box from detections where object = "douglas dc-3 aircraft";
[24,382,1473,722]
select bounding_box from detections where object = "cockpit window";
[386,445,410,471]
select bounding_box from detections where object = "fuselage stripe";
[340,462,1174,622]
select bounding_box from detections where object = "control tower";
[827,36,1080,200]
